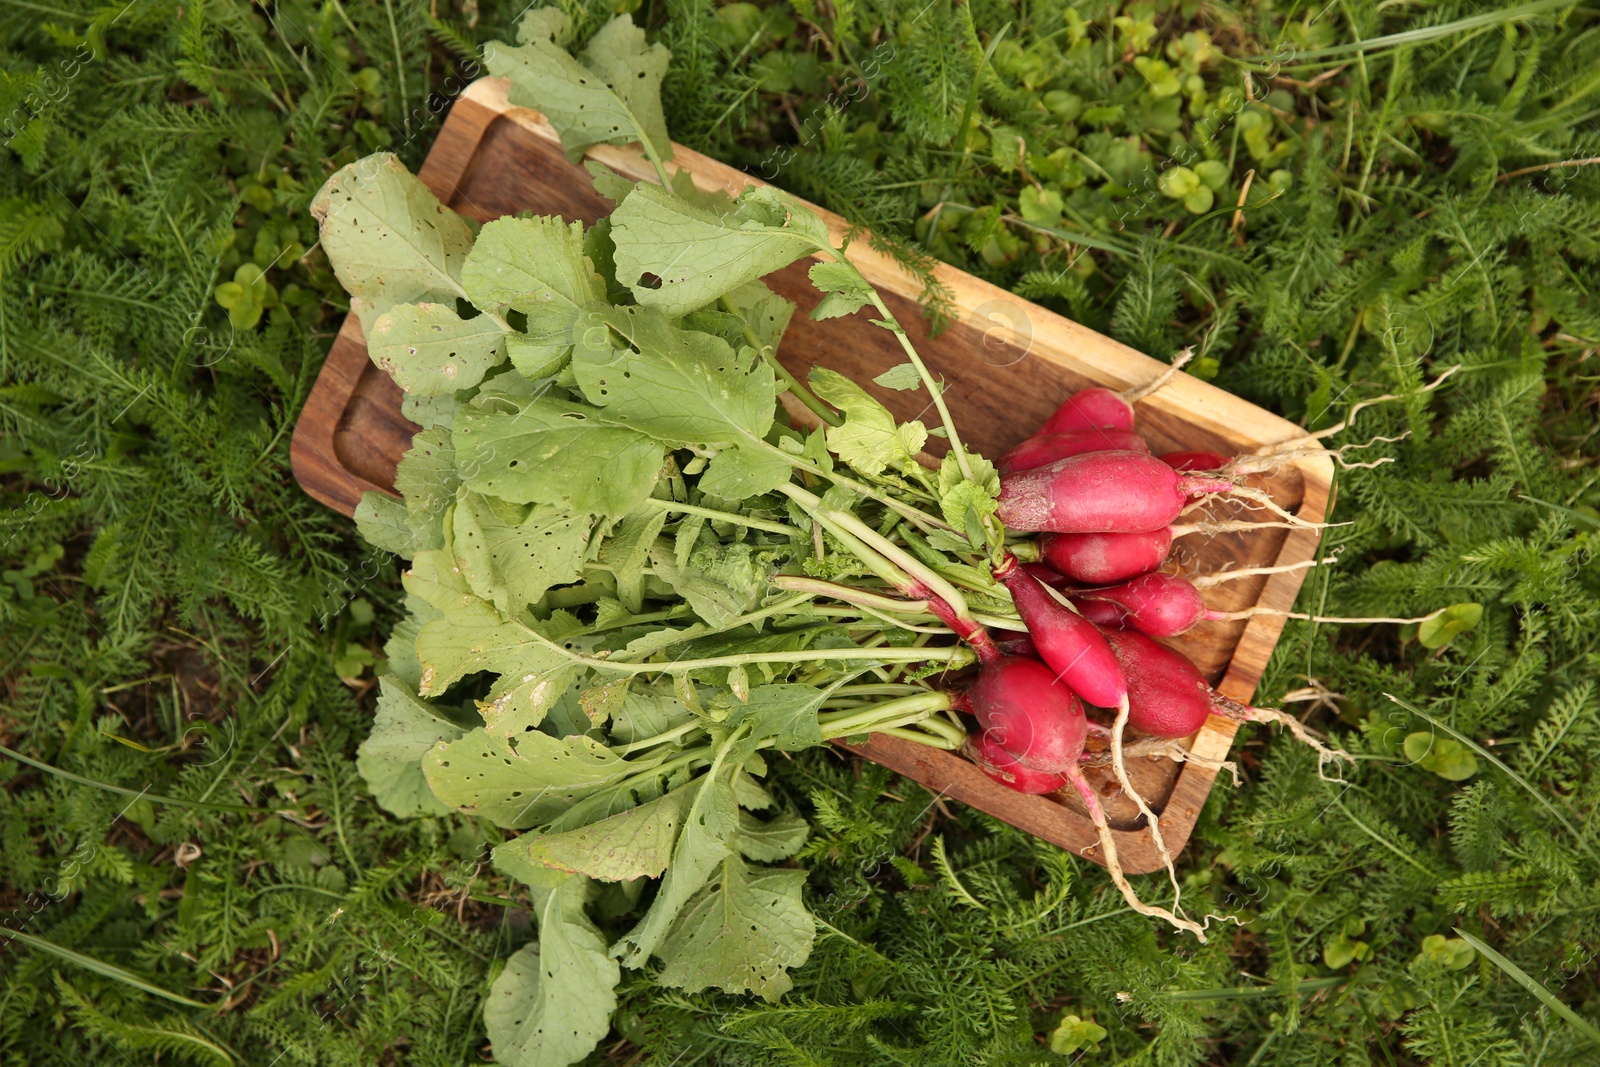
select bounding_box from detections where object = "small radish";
[1073,598,1127,629]
[1039,386,1134,435]
[1160,450,1228,472]
[997,451,1232,534]
[968,655,1087,773]
[1076,573,1212,638]
[1102,627,1355,769]
[965,731,1068,794]
[1102,628,1213,738]
[993,555,1126,709]
[1037,528,1174,585]
[999,428,1149,474]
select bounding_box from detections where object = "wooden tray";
[292,78,1332,875]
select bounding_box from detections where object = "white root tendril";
[1214,696,1354,782]
[1213,485,1325,527]
[1066,768,1206,941]
[1109,737,1243,786]
[1225,433,1409,476]
[1190,552,1340,589]
[1122,347,1196,404]
[1173,516,1352,535]
[1110,695,1181,911]
[1254,366,1460,456]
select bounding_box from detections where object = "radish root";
[1173,517,1352,535]
[1190,553,1339,588]
[1122,347,1196,404]
[1109,695,1182,909]
[1210,694,1353,779]
[1256,365,1460,455]
[1112,737,1242,786]
[1225,433,1408,476]
[1207,605,1448,626]
[1066,767,1206,940]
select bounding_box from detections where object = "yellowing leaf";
[310,153,473,331]
[367,302,506,396]
[495,785,696,884]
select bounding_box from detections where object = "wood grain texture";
[290,78,1334,875]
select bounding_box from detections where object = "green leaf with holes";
[367,302,506,396]
[654,857,814,1000]
[461,216,604,346]
[486,10,671,164]
[452,490,591,615]
[572,303,778,449]
[610,183,826,315]
[454,395,664,521]
[485,873,619,1067]
[422,727,629,829]
[355,676,464,817]
[311,153,473,331]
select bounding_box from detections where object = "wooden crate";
[291,77,1332,875]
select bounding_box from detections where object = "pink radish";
[1073,598,1127,629]
[993,555,1126,709]
[1076,573,1212,638]
[1023,562,1072,589]
[1039,386,1134,435]
[1037,528,1174,585]
[995,631,1039,659]
[997,451,1232,534]
[1160,450,1228,472]
[1102,628,1213,738]
[968,656,1087,773]
[1102,627,1355,769]
[965,732,1069,794]
[999,428,1150,474]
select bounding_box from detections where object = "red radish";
[1038,528,1174,585]
[1073,598,1126,629]
[1102,628,1213,738]
[1076,573,1211,638]
[999,428,1149,474]
[965,732,1068,794]
[993,555,1126,709]
[968,656,1087,773]
[1023,562,1072,589]
[997,451,1232,534]
[1161,450,1228,472]
[995,631,1039,658]
[1039,386,1134,435]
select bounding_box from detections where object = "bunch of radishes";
[944,376,1370,938]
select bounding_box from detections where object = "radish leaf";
[655,858,814,999]
[486,874,619,1067]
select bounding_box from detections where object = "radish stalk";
[1064,766,1206,940]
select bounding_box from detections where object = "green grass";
[3,1,1599,1065]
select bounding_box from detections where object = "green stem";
[508,620,975,675]
[818,691,954,739]
[779,483,971,618]
[721,296,841,427]
[755,441,953,534]
[770,575,929,614]
[861,281,975,482]
[613,719,704,755]
[643,497,798,536]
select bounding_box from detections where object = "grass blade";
[0,744,263,814]
[4,930,210,1009]
[1454,929,1600,1049]
[1241,0,1571,66]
